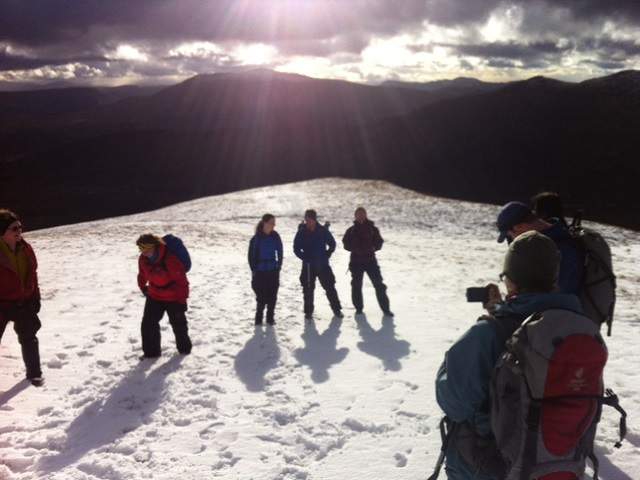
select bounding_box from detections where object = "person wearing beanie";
[293,209,343,319]
[495,201,584,294]
[136,233,192,358]
[434,231,583,480]
[0,209,44,386]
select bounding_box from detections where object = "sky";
[1,0,640,89]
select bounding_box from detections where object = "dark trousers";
[141,297,192,357]
[0,305,42,378]
[350,261,390,312]
[300,263,342,315]
[252,270,280,322]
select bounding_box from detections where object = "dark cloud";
[487,58,516,68]
[581,59,628,71]
[0,47,108,72]
[1,0,640,86]
[443,40,574,61]
[0,1,428,49]
[579,37,640,58]
[548,1,640,22]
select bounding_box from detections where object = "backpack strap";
[481,311,531,348]
[588,451,600,480]
[427,416,457,480]
[602,388,627,448]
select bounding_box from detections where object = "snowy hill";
[1,179,638,480]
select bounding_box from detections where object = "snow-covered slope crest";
[1,178,638,480]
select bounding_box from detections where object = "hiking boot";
[333,310,344,319]
[139,354,160,361]
[29,376,45,387]
[383,310,394,317]
[355,309,363,315]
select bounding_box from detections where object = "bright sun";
[234,43,278,66]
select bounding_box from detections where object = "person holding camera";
[293,209,343,319]
[434,231,583,480]
[136,234,192,359]
[0,209,44,386]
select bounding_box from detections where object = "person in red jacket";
[136,234,192,358]
[0,209,44,386]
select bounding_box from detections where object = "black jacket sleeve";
[372,226,384,251]
[342,227,353,251]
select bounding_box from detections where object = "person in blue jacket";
[293,209,343,319]
[248,214,283,325]
[495,201,584,294]
[434,231,583,480]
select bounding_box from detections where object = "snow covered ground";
[1,178,638,480]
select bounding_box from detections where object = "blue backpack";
[162,234,192,272]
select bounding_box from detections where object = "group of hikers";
[0,191,627,480]
[247,207,393,326]
[0,205,393,376]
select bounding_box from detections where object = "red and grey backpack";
[490,309,626,480]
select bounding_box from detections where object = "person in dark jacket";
[248,214,283,325]
[0,209,44,386]
[136,234,192,358]
[435,231,582,480]
[342,207,392,316]
[495,201,584,294]
[293,209,343,319]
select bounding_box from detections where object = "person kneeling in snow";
[0,210,44,386]
[136,234,192,358]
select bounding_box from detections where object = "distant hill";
[382,76,505,96]
[1,69,639,231]
[0,85,162,116]
[363,71,640,227]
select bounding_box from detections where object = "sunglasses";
[9,224,23,232]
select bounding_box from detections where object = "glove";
[141,286,149,297]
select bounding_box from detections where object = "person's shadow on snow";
[294,316,349,383]
[234,326,280,392]
[0,379,30,407]
[355,314,410,371]
[37,355,184,473]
